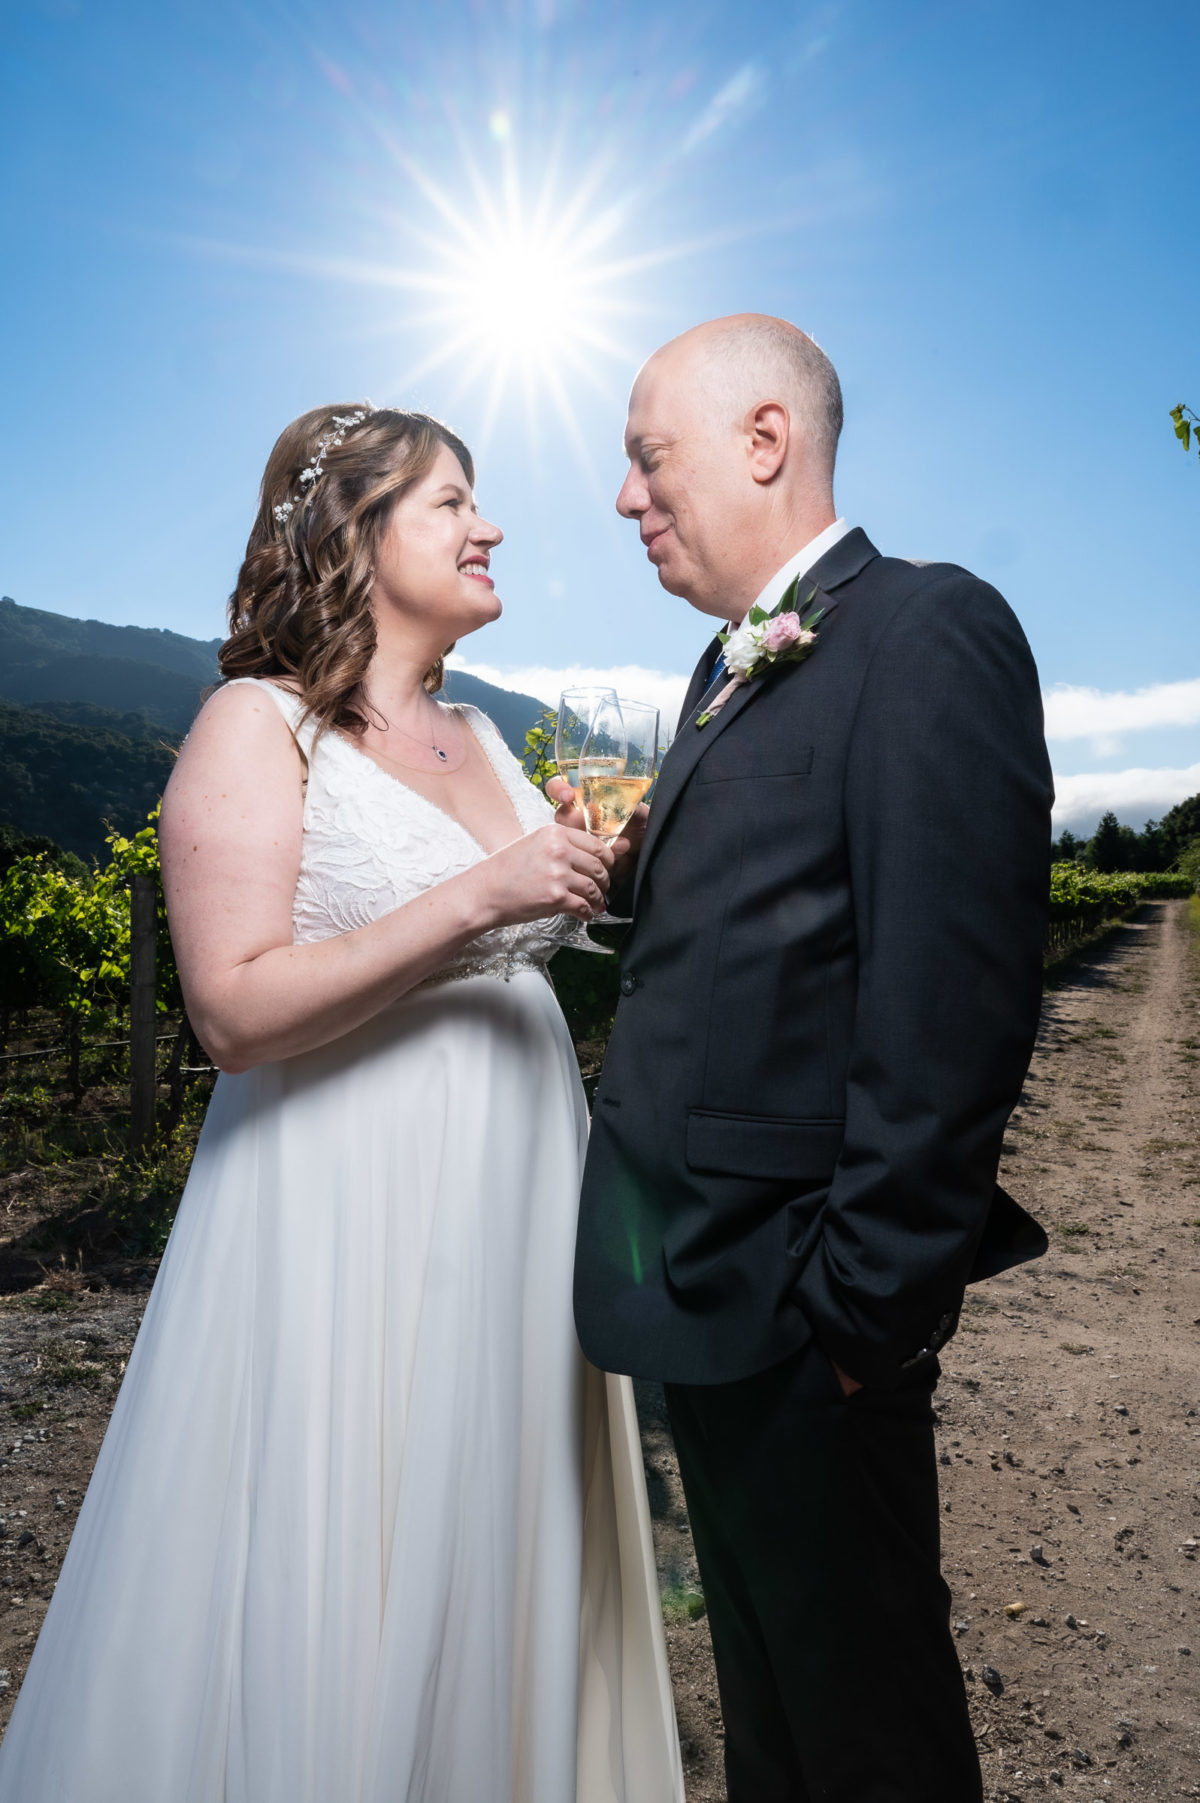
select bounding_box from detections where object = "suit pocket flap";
[685,1110,844,1180]
[695,740,814,783]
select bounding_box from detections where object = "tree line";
[1050,794,1200,875]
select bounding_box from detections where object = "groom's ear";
[745,401,789,485]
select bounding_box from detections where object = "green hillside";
[0,596,544,748]
[440,668,547,747]
[0,702,178,860]
[0,596,219,737]
[0,597,547,857]
[0,595,220,682]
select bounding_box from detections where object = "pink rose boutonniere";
[762,611,808,653]
[696,579,827,727]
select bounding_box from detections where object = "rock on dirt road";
[0,901,1196,1803]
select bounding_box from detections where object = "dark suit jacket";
[573,529,1053,1389]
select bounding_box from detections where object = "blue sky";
[3,0,1198,831]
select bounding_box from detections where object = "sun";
[371,128,649,457]
[194,100,729,471]
[451,220,591,365]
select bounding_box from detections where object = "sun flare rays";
[367,128,645,466]
[178,62,804,484]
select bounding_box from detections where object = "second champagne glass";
[549,686,619,954]
[577,696,660,925]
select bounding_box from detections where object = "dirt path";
[647,899,1200,1800]
[0,902,1196,1801]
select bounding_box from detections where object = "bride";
[0,405,683,1802]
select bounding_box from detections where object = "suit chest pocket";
[694,740,815,784]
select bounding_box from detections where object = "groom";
[561,316,1052,1801]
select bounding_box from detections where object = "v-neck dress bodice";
[245,681,560,985]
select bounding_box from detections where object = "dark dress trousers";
[573,529,1053,1802]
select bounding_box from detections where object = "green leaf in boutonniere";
[772,575,803,617]
[770,576,819,620]
[696,583,826,728]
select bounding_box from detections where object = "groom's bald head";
[656,315,843,485]
[618,315,844,620]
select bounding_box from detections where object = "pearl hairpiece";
[273,410,372,525]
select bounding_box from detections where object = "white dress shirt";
[735,517,854,625]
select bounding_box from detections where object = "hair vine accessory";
[273,411,373,524]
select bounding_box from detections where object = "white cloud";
[681,65,765,154]
[1043,677,1200,747]
[1051,762,1200,833]
[447,657,693,737]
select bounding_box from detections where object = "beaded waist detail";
[414,951,553,991]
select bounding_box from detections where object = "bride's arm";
[160,684,611,1073]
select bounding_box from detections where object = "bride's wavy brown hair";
[220,404,474,738]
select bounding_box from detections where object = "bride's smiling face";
[371,442,503,646]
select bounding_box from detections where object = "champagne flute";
[555,687,618,794]
[547,687,619,954]
[578,696,659,925]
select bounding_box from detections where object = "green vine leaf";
[1170,401,1198,459]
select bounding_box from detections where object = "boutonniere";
[696,579,827,727]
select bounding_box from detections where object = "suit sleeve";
[793,573,1053,1387]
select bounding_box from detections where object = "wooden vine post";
[129,873,157,1151]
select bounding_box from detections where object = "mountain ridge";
[0,596,548,858]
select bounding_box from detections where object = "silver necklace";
[386,702,450,763]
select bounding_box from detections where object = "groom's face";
[617,349,748,621]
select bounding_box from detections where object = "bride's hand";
[545,775,584,831]
[473,824,613,926]
[546,776,647,888]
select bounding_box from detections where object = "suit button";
[619,971,639,996]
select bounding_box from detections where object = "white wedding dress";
[0,681,683,1803]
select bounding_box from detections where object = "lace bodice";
[231,679,560,985]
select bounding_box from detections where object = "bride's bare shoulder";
[188,679,300,739]
[165,680,305,808]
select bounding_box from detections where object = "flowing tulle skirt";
[0,971,682,1803]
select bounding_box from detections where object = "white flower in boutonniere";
[696,580,827,727]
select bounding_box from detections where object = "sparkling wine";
[579,771,652,841]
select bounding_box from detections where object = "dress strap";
[223,677,312,737]
[221,678,317,774]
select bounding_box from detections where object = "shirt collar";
[733,518,853,626]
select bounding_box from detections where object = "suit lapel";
[633,676,756,913]
[676,637,722,735]
[632,533,881,913]
[802,526,879,592]
[633,587,843,912]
